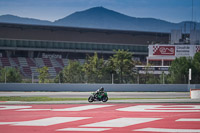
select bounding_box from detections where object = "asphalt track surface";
[1,92,200,104]
[0,104,200,133]
[0,92,190,98]
[0,92,200,132]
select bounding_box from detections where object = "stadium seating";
[35,58,45,67]
[0,58,11,66]
[18,57,28,66]
[43,58,53,67]
[50,58,62,67]
[62,59,69,66]
[11,58,20,66]
[22,66,32,77]
[48,67,57,77]
[26,58,36,67]
[55,67,62,74]
[56,58,64,67]
[0,57,84,79]
[30,67,39,77]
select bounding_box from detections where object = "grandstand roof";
[0,22,169,45]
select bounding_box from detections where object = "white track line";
[117,105,200,112]
[17,109,51,111]
[0,122,16,125]
[176,118,200,122]
[0,105,32,110]
[0,117,91,126]
[82,118,161,127]
[52,105,113,111]
[57,128,111,132]
[134,128,200,132]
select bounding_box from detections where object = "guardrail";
[0,83,199,92]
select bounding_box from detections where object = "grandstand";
[0,22,170,78]
[0,57,69,78]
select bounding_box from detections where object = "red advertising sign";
[153,46,175,55]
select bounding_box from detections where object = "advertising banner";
[176,45,191,57]
[153,46,175,56]
[149,45,199,57]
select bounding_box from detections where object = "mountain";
[54,7,177,32]
[0,7,199,32]
[54,7,136,29]
[0,14,52,25]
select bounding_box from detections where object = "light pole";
[111,73,114,84]
[189,68,192,85]
[188,68,192,91]
[162,71,165,84]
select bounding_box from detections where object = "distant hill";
[54,7,178,32]
[0,14,52,25]
[0,7,199,33]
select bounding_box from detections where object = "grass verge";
[0,96,190,101]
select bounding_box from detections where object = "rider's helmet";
[99,87,104,92]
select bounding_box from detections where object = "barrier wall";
[191,89,200,99]
[0,83,199,92]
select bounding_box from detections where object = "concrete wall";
[0,83,199,92]
[191,89,200,99]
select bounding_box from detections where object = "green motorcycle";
[88,91,108,102]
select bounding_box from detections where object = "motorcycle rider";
[95,87,104,99]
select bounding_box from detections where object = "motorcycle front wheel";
[102,96,108,102]
[88,96,94,103]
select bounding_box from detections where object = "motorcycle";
[88,91,108,102]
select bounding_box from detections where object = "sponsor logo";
[153,46,175,55]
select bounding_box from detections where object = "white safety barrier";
[190,89,200,99]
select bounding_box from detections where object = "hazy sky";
[0,0,199,23]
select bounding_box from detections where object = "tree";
[62,60,83,83]
[105,57,116,83]
[109,50,135,83]
[0,67,22,83]
[83,53,106,83]
[54,71,64,83]
[37,66,50,83]
[167,57,192,84]
[192,52,200,83]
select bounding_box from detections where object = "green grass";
[0,96,190,101]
